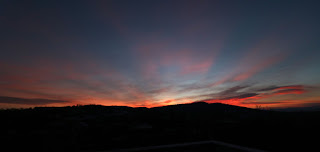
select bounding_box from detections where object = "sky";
[1,0,320,109]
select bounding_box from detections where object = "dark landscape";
[1,1,320,152]
[1,102,319,151]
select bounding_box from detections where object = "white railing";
[97,140,266,152]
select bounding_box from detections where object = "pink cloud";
[233,54,286,81]
[274,89,306,95]
[273,85,304,91]
[179,58,213,75]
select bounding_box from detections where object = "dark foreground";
[1,102,319,151]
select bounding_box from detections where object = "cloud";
[147,86,173,94]
[220,93,259,100]
[179,59,213,75]
[274,89,305,95]
[206,53,287,88]
[0,96,69,105]
[253,85,308,99]
[0,57,158,106]
[256,85,306,95]
[257,85,304,91]
[273,85,304,91]
[256,86,280,92]
[219,86,248,95]
[233,54,286,81]
[133,37,217,83]
[162,100,175,104]
[187,84,311,108]
[198,93,263,107]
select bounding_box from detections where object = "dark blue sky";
[1,0,320,108]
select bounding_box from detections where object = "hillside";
[0,103,319,151]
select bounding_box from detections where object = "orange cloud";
[274,89,306,95]
[201,93,261,107]
[273,85,304,91]
[195,84,311,108]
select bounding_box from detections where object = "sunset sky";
[1,0,320,109]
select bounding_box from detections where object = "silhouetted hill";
[152,102,257,112]
[273,105,320,111]
[0,102,319,152]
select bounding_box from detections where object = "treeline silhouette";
[0,102,319,151]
